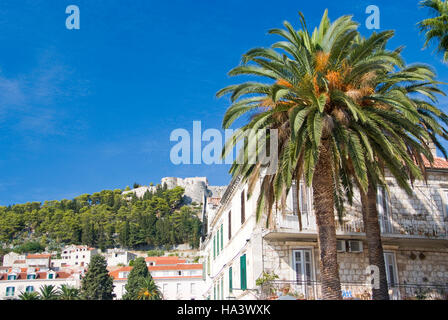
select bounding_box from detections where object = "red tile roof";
[26,254,51,259]
[109,267,133,280]
[109,263,203,280]
[423,157,448,169]
[147,264,202,271]
[13,260,26,264]
[0,268,72,281]
[144,256,186,265]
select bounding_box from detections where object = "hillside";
[0,184,203,253]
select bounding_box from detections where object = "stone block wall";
[261,239,448,299]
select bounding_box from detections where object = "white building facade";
[110,257,205,300]
[51,245,98,268]
[200,158,448,300]
[0,267,81,300]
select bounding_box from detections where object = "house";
[2,253,51,269]
[105,249,137,267]
[110,257,205,300]
[0,267,81,300]
[200,153,448,300]
[51,245,98,269]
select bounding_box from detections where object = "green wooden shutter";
[213,236,216,259]
[207,256,210,275]
[221,224,224,251]
[217,229,220,255]
[229,267,233,293]
[221,277,224,299]
[240,254,247,290]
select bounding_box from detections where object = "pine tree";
[80,255,115,300]
[122,257,149,300]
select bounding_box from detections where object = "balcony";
[258,280,448,300]
[271,213,448,241]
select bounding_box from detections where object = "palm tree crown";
[419,0,448,61]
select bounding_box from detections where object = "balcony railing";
[258,280,448,300]
[275,213,448,239]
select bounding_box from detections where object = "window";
[7,275,16,280]
[443,190,448,217]
[27,274,36,280]
[384,252,398,288]
[190,283,196,295]
[162,283,167,295]
[26,286,34,293]
[178,271,182,276]
[220,224,224,251]
[228,211,232,240]
[293,249,313,285]
[241,190,246,224]
[229,267,233,293]
[377,187,392,233]
[207,256,210,275]
[213,235,216,259]
[6,287,15,297]
[221,277,224,300]
[240,254,247,291]
[48,273,54,279]
[217,229,220,255]
[176,283,181,294]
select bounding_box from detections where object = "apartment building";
[104,248,137,267]
[51,245,98,268]
[0,267,81,300]
[2,253,51,269]
[110,256,205,300]
[200,154,448,300]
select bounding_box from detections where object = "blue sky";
[1,0,447,205]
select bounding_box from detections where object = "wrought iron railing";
[258,280,448,300]
[275,213,448,239]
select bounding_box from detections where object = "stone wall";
[261,239,448,299]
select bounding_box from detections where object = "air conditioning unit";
[347,240,363,253]
[337,240,346,253]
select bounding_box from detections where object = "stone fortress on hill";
[122,177,227,205]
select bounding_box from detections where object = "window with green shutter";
[216,232,219,256]
[240,254,247,291]
[213,236,216,259]
[221,277,224,299]
[207,256,210,275]
[220,224,223,251]
[229,267,233,293]
[6,287,14,297]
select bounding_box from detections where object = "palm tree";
[18,291,40,300]
[418,0,448,61]
[327,38,448,299]
[217,11,442,299]
[58,284,81,300]
[136,277,162,300]
[38,284,59,300]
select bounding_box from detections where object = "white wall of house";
[106,251,136,267]
[112,277,205,300]
[0,277,80,300]
[201,165,448,300]
[55,245,98,268]
[2,253,25,267]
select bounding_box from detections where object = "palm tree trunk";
[360,181,390,300]
[312,141,342,300]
